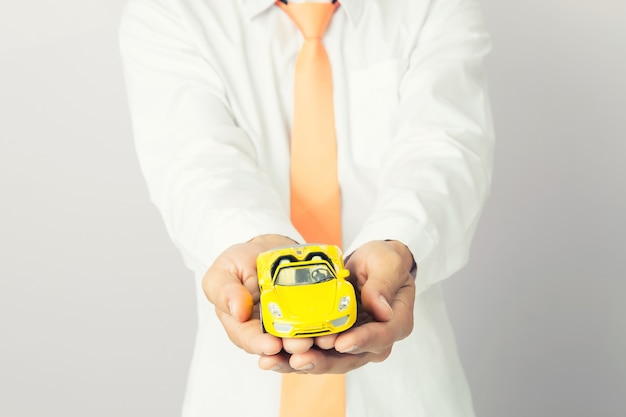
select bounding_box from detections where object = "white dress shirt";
[120,0,494,415]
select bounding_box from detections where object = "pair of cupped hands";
[202,234,416,374]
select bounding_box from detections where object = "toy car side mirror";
[337,269,350,279]
[258,276,270,290]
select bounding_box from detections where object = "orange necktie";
[276,1,345,417]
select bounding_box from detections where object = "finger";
[283,337,314,354]
[202,254,255,322]
[288,348,391,374]
[313,334,338,350]
[358,253,409,322]
[335,282,415,354]
[216,308,283,356]
[258,351,294,373]
[346,242,410,322]
[334,322,396,355]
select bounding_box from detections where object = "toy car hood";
[273,280,338,317]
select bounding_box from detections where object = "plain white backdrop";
[1,1,624,416]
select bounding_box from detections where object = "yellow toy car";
[257,244,357,338]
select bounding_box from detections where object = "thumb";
[202,254,254,323]
[359,272,395,322]
[348,241,414,322]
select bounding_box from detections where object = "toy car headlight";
[268,302,283,318]
[338,296,350,312]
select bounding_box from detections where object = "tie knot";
[277,1,339,39]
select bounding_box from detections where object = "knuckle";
[341,354,366,373]
[399,317,414,340]
[395,303,415,340]
[310,363,329,375]
[371,248,402,270]
[371,339,393,355]
[372,347,392,363]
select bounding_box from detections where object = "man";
[119,0,494,415]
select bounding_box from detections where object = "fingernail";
[341,345,360,353]
[228,301,235,315]
[295,363,313,371]
[270,365,282,372]
[380,295,393,315]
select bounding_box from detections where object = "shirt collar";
[242,0,363,26]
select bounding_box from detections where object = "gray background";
[1,0,624,416]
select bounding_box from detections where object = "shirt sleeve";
[118,0,303,272]
[344,0,495,294]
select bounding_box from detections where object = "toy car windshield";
[274,262,334,286]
